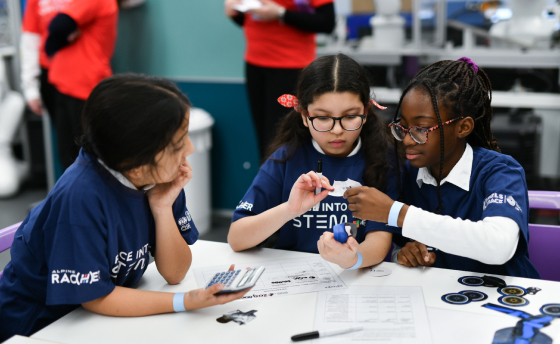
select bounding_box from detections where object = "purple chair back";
[528,191,560,282]
[0,222,22,280]
[384,244,394,263]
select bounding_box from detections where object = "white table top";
[32,240,560,344]
[4,335,62,344]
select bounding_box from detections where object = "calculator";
[205,266,266,294]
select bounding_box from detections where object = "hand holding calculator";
[205,266,266,294]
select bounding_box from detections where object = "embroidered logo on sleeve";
[236,201,254,212]
[483,193,522,213]
[51,269,100,285]
[507,196,523,213]
[178,216,191,231]
[177,211,193,232]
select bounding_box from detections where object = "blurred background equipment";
[183,108,215,236]
[359,0,406,50]
[489,0,556,49]
[0,58,27,198]
[0,0,31,199]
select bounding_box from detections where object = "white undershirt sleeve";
[402,205,520,265]
[20,32,41,102]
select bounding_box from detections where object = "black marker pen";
[313,156,322,211]
[291,326,363,342]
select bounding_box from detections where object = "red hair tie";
[278,95,386,111]
[370,99,387,110]
[277,94,299,111]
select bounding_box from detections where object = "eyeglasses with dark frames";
[306,107,367,132]
[388,117,464,144]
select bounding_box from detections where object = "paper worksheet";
[313,286,433,344]
[194,257,346,299]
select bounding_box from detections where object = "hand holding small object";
[249,0,284,21]
[344,186,402,223]
[317,232,360,269]
[397,242,436,268]
[287,171,334,217]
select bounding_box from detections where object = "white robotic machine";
[0,58,27,198]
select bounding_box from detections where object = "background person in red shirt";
[20,0,71,118]
[224,0,335,159]
[45,0,119,170]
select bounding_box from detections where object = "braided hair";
[392,59,500,213]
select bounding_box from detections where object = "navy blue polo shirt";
[0,149,199,340]
[232,141,400,253]
[394,146,539,278]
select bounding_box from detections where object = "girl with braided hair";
[344,57,539,278]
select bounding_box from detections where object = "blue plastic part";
[333,223,349,243]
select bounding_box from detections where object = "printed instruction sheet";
[313,286,433,344]
[194,257,346,300]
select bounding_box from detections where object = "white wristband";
[388,201,404,227]
[346,252,363,270]
[173,292,186,312]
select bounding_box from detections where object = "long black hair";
[266,54,391,190]
[392,59,499,213]
[80,74,191,173]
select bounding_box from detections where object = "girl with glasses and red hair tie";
[343,57,539,279]
[228,54,401,271]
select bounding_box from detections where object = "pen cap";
[291,331,319,342]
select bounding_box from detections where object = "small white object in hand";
[233,0,263,12]
[364,267,392,277]
[328,178,362,197]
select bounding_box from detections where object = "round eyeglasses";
[388,117,464,144]
[306,108,367,132]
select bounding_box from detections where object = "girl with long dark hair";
[228,54,400,270]
[0,74,249,340]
